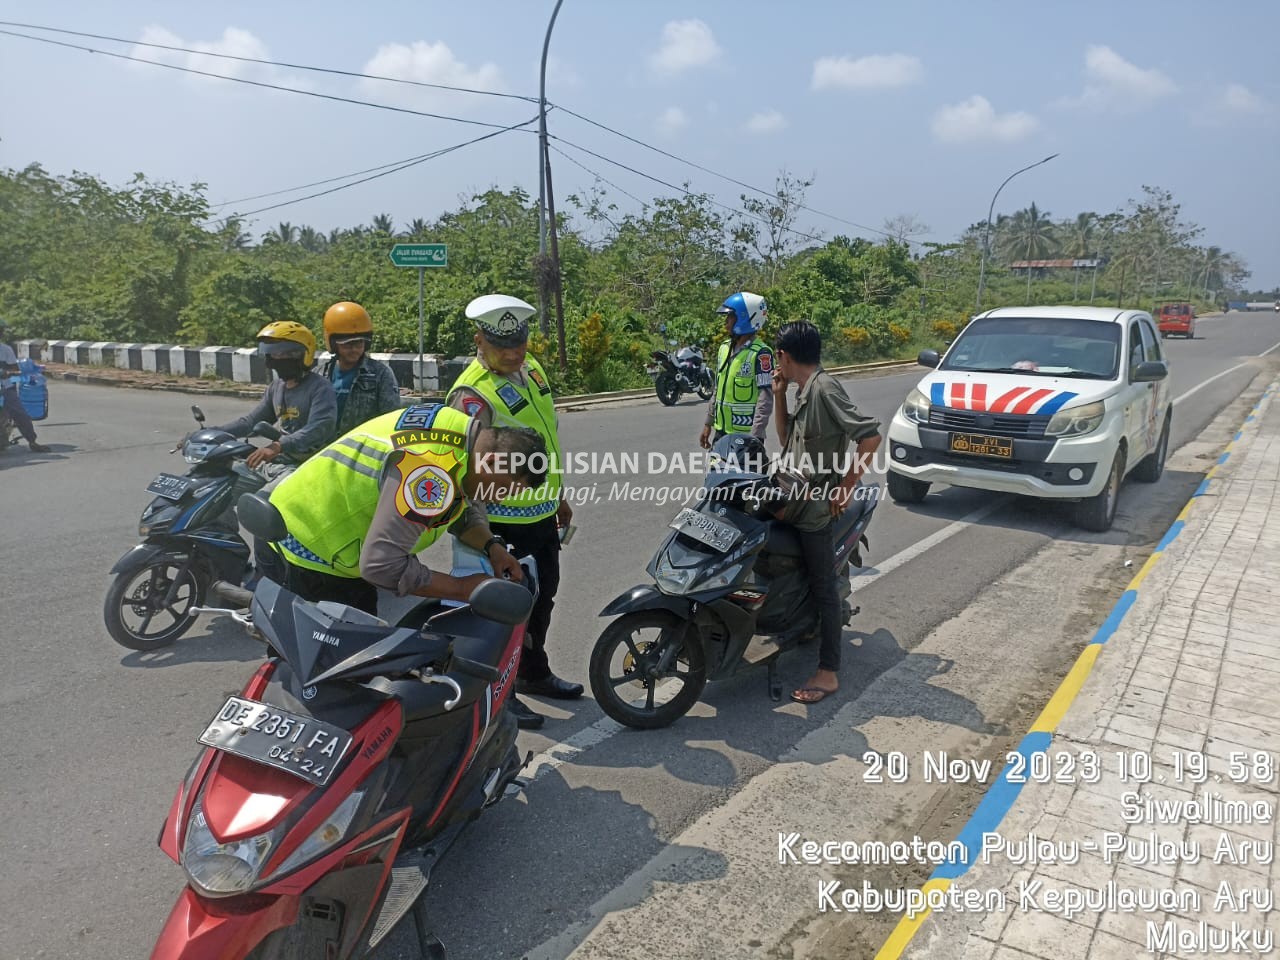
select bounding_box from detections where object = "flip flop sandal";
[790,686,837,704]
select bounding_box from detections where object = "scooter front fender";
[149,886,299,960]
[599,584,693,619]
[110,542,170,576]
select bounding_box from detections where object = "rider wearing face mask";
[213,321,338,483]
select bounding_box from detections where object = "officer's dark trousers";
[794,521,843,672]
[489,516,561,680]
[1,385,38,442]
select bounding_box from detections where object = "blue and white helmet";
[716,291,767,336]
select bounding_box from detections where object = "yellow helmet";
[256,320,317,367]
[323,301,374,350]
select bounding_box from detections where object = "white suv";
[885,306,1172,531]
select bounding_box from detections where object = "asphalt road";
[1,310,1277,959]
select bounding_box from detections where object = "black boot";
[507,696,545,730]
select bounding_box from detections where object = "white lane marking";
[853,498,1005,589]
[1262,340,1280,358]
[1173,362,1252,406]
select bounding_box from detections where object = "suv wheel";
[887,470,930,504]
[1133,414,1170,483]
[1075,449,1124,531]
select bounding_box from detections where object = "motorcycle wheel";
[696,374,713,401]
[589,611,706,729]
[654,373,680,407]
[103,556,207,650]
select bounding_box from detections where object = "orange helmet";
[323,301,373,350]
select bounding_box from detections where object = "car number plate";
[146,473,195,500]
[670,507,739,552]
[645,365,660,376]
[949,432,1014,459]
[199,696,352,787]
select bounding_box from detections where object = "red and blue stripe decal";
[929,382,1078,415]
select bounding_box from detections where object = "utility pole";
[536,0,565,336]
[545,151,568,371]
[975,153,1058,311]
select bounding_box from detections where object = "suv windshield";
[941,316,1121,380]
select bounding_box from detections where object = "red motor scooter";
[150,493,536,959]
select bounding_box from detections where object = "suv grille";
[929,409,1050,438]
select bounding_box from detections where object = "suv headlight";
[902,388,931,424]
[1045,400,1106,438]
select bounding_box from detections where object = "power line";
[0,28,524,129]
[215,116,537,222]
[550,135,828,246]
[551,102,928,246]
[547,143,649,209]
[0,19,538,103]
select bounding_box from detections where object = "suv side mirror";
[1132,360,1168,383]
[917,349,940,368]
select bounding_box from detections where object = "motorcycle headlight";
[902,388,931,424]
[182,805,276,896]
[139,502,181,537]
[654,555,699,595]
[1045,400,1106,438]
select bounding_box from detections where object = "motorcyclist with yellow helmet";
[212,320,337,482]
[321,301,403,434]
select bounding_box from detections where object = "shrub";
[932,319,959,342]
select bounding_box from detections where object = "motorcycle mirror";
[191,405,206,423]
[468,578,533,626]
[252,420,282,441]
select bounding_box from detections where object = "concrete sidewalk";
[894,380,1280,960]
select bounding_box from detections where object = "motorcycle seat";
[765,489,876,559]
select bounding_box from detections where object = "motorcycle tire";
[589,611,707,729]
[696,376,713,401]
[654,373,680,407]
[103,555,207,650]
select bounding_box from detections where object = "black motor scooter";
[588,435,878,728]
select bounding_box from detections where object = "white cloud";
[656,106,689,136]
[1222,83,1267,114]
[361,41,504,95]
[650,19,722,76]
[932,95,1039,144]
[745,109,787,134]
[1059,45,1176,109]
[133,26,282,84]
[811,53,923,91]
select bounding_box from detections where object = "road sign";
[389,243,448,268]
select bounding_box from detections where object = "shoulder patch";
[395,403,443,431]
[461,395,487,416]
[528,367,550,394]
[394,455,457,523]
[757,351,772,373]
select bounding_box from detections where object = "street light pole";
[975,153,1058,312]
[536,0,565,335]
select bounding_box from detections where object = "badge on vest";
[390,428,466,450]
[528,368,551,395]
[738,360,751,377]
[496,382,529,414]
[395,457,457,524]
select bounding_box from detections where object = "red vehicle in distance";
[1156,301,1196,339]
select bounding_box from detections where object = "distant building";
[1009,258,1103,269]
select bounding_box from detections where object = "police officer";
[265,402,542,614]
[699,292,774,450]
[447,294,580,731]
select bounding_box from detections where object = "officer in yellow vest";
[448,294,579,731]
[698,291,775,450]
[264,402,544,618]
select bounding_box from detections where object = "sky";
[2,1,1278,288]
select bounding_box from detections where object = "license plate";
[199,696,353,787]
[949,432,1014,459]
[146,473,195,500]
[646,365,660,375]
[670,507,740,552]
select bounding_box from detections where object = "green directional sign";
[389,243,448,268]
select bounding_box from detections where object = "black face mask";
[266,357,307,381]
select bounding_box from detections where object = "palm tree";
[1197,245,1228,297]
[998,203,1058,300]
[370,213,394,235]
[297,226,327,253]
[1063,213,1097,298]
[218,217,252,252]
[406,217,430,237]
[327,228,344,247]
[264,221,297,245]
